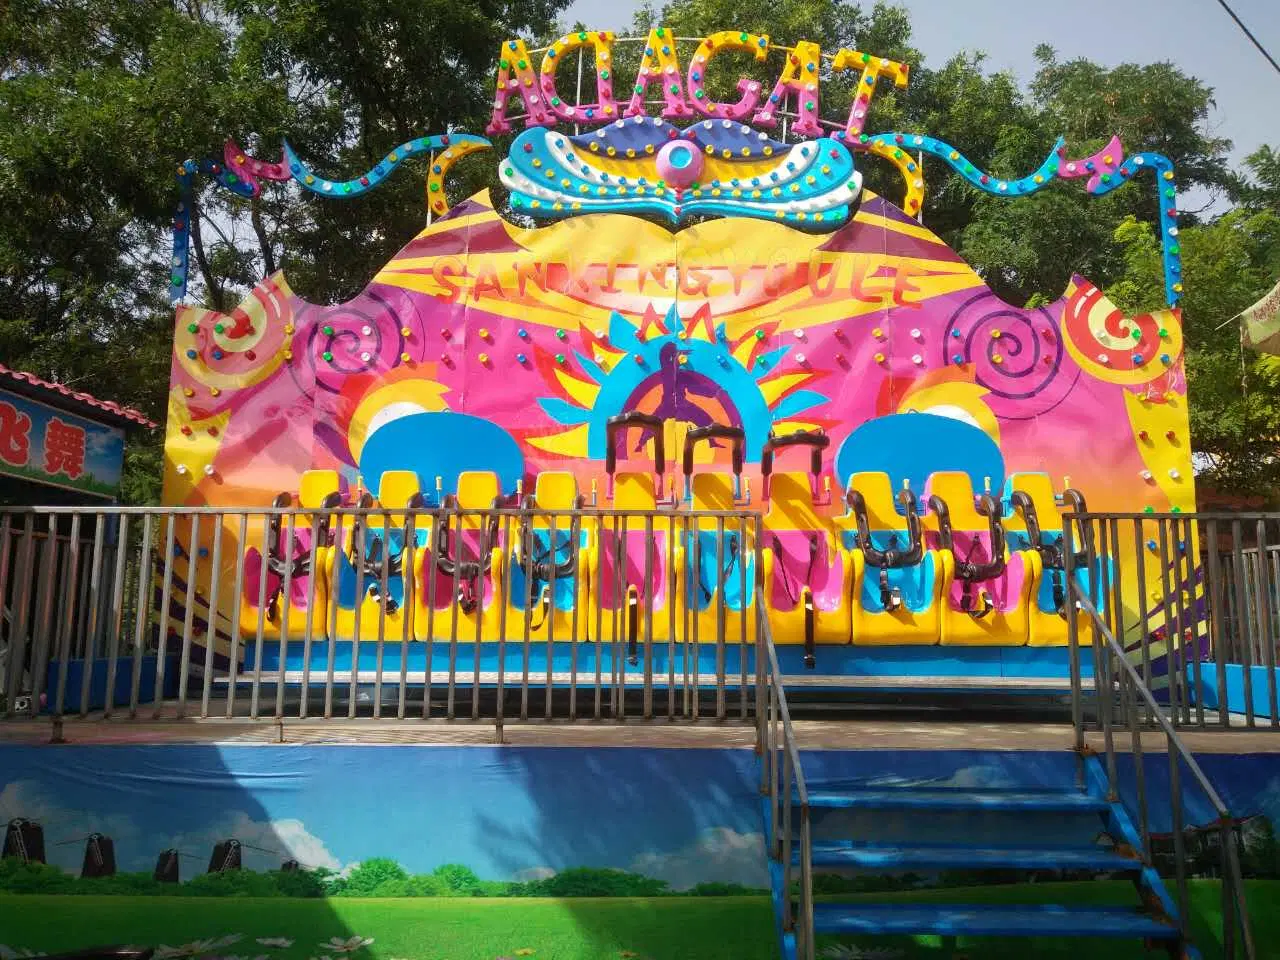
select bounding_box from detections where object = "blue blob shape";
[668,145,695,170]
[359,412,524,500]
[834,413,1005,507]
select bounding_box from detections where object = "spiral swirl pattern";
[172,274,293,413]
[1061,279,1177,386]
[290,288,411,398]
[941,292,1073,419]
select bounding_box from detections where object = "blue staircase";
[764,752,1193,960]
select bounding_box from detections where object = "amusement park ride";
[162,28,1191,683]
[9,26,1255,960]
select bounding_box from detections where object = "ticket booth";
[0,365,155,712]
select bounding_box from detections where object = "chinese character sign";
[0,388,125,498]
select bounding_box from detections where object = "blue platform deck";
[1187,661,1280,719]
[226,641,1088,693]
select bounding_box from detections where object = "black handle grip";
[682,424,746,477]
[926,494,953,550]
[605,412,666,476]
[760,428,829,478]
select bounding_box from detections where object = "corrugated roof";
[0,363,157,429]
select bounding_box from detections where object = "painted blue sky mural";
[0,746,769,888]
[4,746,1280,888]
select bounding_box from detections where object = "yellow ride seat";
[321,470,423,643]
[594,470,681,650]
[1003,472,1094,647]
[508,471,591,642]
[239,468,342,646]
[761,471,855,658]
[412,470,506,642]
[685,466,755,652]
[924,471,1038,647]
[840,471,948,645]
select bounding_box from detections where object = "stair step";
[800,842,1142,872]
[812,902,1179,939]
[806,788,1108,813]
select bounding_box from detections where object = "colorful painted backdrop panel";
[164,190,1191,511]
[159,190,1193,650]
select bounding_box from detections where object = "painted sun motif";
[334,364,450,464]
[528,303,829,465]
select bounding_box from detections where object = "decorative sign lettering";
[0,389,125,498]
[166,30,1185,309]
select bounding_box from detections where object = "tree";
[527,866,670,897]
[4,0,1279,499]
[332,857,409,896]
[430,863,483,896]
[1243,817,1280,879]
[0,0,569,501]
[1108,192,1280,496]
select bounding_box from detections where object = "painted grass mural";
[4,747,1280,959]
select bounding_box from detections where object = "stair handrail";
[1064,520,1255,960]
[756,613,815,960]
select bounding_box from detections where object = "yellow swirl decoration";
[1061,278,1182,386]
[864,139,925,215]
[426,140,493,218]
[173,273,294,394]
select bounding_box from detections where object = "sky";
[558,0,1280,189]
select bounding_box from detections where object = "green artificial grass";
[2,879,1277,959]
[0,895,778,960]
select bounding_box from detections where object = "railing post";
[1230,519,1256,728]
[102,513,131,722]
[1204,519,1232,729]
[495,512,510,738]
[53,513,82,717]
[1064,517,1084,752]
[1255,519,1278,725]
[799,801,814,960]
[129,513,154,720]
[78,512,107,719]
[399,508,415,721]
[2,516,33,718]
[174,513,202,719]
[199,514,224,719]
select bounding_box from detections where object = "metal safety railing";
[757,614,814,960]
[0,504,762,730]
[1064,511,1280,729]
[1064,544,1255,958]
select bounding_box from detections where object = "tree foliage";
[1,0,1277,498]
[0,855,758,898]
